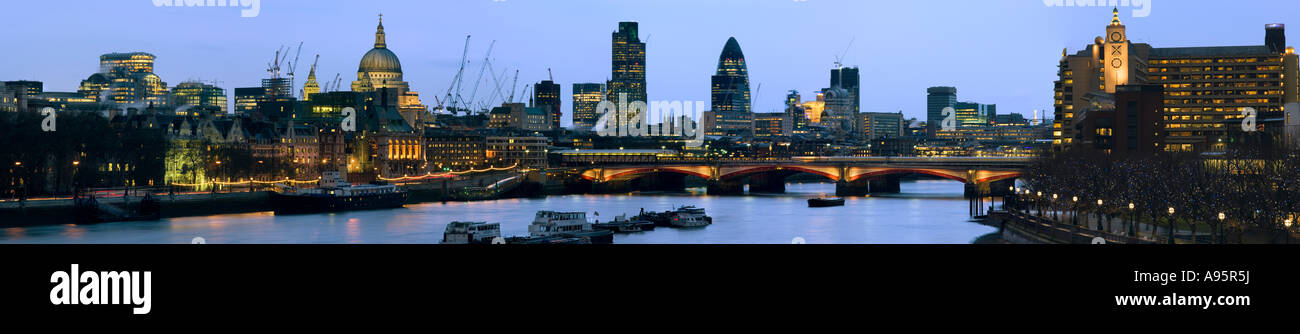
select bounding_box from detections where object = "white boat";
[669,206,712,228]
[441,221,501,244]
[527,211,613,244]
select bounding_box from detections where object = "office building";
[753,112,792,137]
[1070,84,1166,158]
[172,81,228,114]
[859,112,905,139]
[572,82,605,130]
[1055,9,1300,152]
[953,102,996,127]
[707,37,754,137]
[926,86,957,137]
[78,52,170,107]
[608,22,647,104]
[533,80,561,130]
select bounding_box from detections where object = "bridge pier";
[747,174,787,193]
[868,175,901,194]
[707,179,745,196]
[836,178,871,197]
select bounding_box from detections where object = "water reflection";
[0,180,994,244]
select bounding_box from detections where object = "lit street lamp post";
[1034,191,1045,217]
[1128,203,1136,238]
[1097,199,1105,232]
[1167,207,1176,245]
[1217,212,1225,245]
[1072,196,1079,227]
[1286,218,1294,244]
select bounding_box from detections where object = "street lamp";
[1167,207,1176,245]
[1128,203,1136,237]
[1097,199,1105,232]
[1072,196,1079,226]
[1037,192,1044,218]
[1217,212,1226,245]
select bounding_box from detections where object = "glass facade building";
[707,37,753,137]
[926,86,957,137]
[572,83,605,130]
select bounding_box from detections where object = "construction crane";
[832,36,855,70]
[467,40,496,113]
[266,46,285,78]
[487,64,509,107]
[287,42,303,98]
[507,70,520,103]
[440,35,471,114]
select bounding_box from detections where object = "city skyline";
[4,1,1300,126]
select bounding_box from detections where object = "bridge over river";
[557,156,1031,197]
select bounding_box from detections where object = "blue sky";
[2,0,1298,126]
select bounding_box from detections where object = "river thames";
[0,179,998,244]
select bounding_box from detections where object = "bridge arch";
[717,165,841,182]
[581,166,713,183]
[847,168,968,183]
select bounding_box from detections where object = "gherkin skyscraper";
[707,37,753,137]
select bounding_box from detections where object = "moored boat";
[668,205,712,228]
[527,211,614,244]
[808,197,845,207]
[270,171,409,215]
[593,214,656,233]
[441,221,502,244]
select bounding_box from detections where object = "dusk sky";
[3,0,1299,126]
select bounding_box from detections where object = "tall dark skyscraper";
[706,37,753,137]
[572,82,605,130]
[533,80,561,129]
[926,86,957,138]
[830,67,860,115]
[822,66,860,139]
[608,22,647,104]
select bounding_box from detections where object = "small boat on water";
[593,214,656,233]
[634,206,713,228]
[270,171,409,215]
[808,197,845,208]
